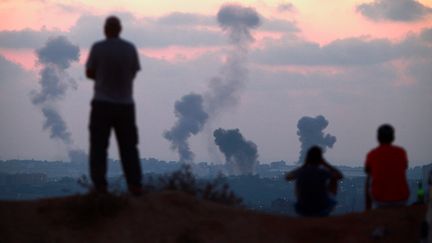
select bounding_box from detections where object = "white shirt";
[86,38,140,104]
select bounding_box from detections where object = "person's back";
[88,37,139,103]
[295,165,334,215]
[365,124,409,209]
[366,144,409,202]
[286,146,343,217]
[85,16,143,196]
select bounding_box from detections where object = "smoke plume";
[31,36,85,162]
[205,4,260,115]
[165,4,261,162]
[296,115,336,163]
[164,94,209,162]
[217,4,261,45]
[213,128,258,175]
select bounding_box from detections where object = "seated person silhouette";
[286,146,343,217]
[85,16,143,196]
[365,124,409,210]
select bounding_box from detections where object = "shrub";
[157,164,242,207]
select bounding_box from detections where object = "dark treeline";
[0,159,430,215]
[0,158,427,179]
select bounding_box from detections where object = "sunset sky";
[1,0,431,166]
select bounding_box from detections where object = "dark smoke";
[32,66,69,104]
[31,36,84,162]
[296,115,336,163]
[68,149,87,163]
[217,4,261,45]
[164,94,209,162]
[41,106,71,143]
[165,5,261,162]
[213,128,258,175]
[205,4,261,115]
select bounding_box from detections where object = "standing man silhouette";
[86,16,143,196]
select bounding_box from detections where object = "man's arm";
[321,160,343,181]
[285,166,303,181]
[86,68,96,80]
[321,161,343,195]
[365,167,372,210]
[85,44,97,80]
[130,45,140,81]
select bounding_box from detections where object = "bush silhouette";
[158,164,242,207]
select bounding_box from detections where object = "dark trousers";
[89,100,142,190]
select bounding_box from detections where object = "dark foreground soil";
[0,192,426,243]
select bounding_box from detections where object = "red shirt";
[365,144,409,202]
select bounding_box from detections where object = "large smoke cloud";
[296,115,336,163]
[213,128,258,175]
[31,36,85,162]
[164,4,261,162]
[163,94,208,162]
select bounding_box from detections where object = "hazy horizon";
[1,0,431,166]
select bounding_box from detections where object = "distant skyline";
[1,0,431,166]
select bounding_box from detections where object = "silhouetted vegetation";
[64,164,242,223]
[158,165,242,207]
[1,159,429,215]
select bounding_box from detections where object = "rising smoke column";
[164,94,209,162]
[164,4,261,162]
[31,36,84,162]
[205,4,261,115]
[213,128,258,175]
[296,115,336,164]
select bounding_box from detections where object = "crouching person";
[286,146,343,217]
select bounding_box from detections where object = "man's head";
[104,16,121,38]
[377,124,395,144]
[304,146,323,166]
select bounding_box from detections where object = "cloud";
[0,9,300,50]
[0,55,28,83]
[0,12,225,50]
[253,37,394,66]
[356,0,432,22]
[277,3,296,13]
[71,12,225,49]
[253,31,432,66]
[420,27,432,42]
[0,29,66,49]
[156,12,215,26]
[261,18,298,33]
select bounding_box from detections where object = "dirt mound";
[0,192,426,243]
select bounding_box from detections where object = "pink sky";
[1,1,432,164]
[2,0,431,68]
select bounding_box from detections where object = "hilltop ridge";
[0,191,426,243]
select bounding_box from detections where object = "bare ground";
[0,191,426,243]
